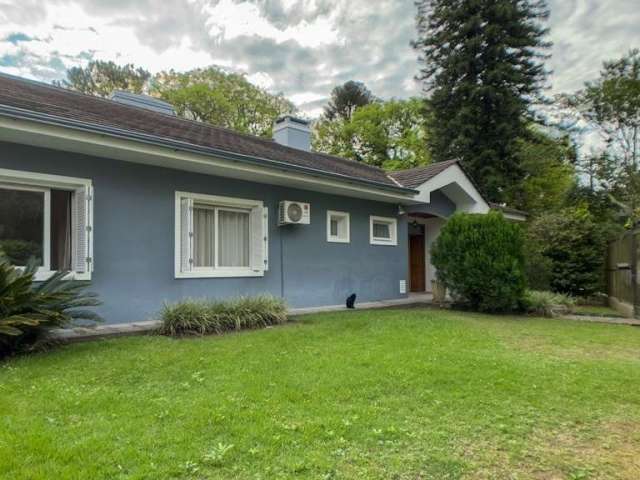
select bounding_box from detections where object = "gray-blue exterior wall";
[0,141,409,324]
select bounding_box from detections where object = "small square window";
[327,210,350,243]
[370,216,397,246]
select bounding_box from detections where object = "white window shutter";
[250,205,265,272]
[263,207,269,271]
[180,197,193,273]
[72,184,93,276]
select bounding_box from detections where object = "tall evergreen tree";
[413,0,551,201]
[55,60,151,98]
[323,81,375,121]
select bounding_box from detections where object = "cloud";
[0,0,637,118]
[547,0,639,93]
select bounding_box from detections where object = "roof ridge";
[389,159,459,176]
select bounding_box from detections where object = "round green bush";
[431,212,526,312]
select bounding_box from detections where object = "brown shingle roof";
[0,74,406,191]
[388,160,459,189]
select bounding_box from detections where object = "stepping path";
[561,314,640,326]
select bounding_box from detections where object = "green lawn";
[1,308,639,479]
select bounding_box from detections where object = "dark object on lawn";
[346,294,356,309]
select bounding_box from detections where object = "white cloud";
[246,71,275,89]
[0,0,638,121]
[289,92,326,104]
[203,0,341,48]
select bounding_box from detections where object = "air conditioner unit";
[279,201,311,225]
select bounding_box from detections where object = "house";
[0,74,517,324]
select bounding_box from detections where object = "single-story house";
[0,74,523,324]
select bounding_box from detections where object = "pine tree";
[413,0,551,201]
[323,81,375,121]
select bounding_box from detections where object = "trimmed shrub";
[158,295,288,337]
[431,212,526,312]
[0,254,101,358]
[526,207,608,297]
[523,290,576,317]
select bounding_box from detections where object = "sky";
[0,0,638,118]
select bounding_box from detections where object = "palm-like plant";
[0,253,101,357]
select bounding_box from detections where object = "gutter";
[0,104,418,197]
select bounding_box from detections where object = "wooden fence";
[607,230,639,318]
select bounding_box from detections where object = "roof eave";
[0,104,418,197]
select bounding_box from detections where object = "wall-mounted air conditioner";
[279,201,311,225]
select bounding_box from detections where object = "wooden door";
[409,235,426,292]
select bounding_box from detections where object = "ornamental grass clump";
[0,254,101,358]
[524,290,576,317]
[158,295,288,337]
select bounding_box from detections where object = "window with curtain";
[177,192,267,278]
[192,204,250,268]
[0,169,92,281]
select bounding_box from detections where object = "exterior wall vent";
[110,91,176,116]
[273,115,312,151]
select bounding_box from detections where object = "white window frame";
[0,168,93,281]
[326,210,350,243]
[370,215,398,246]
[175,191,266,278]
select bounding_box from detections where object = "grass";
[1,308,639,479]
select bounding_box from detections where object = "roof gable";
[391,161,491,214]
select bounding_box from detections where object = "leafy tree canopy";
[313,98,431,170]
[151,67,296,137]
[526,206,610,296]
[505,124,577,216]
[413,0,551,202]
[54,60,151,97]
[323,81,375,121]
[575,49,640,225]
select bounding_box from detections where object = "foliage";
[0,254,101,358]
[505,125,577,216]
[526,207,610,297]
[54,60,151,97]
[431,212,527,312]
[3,308,639,479]
[313,98,431,169]
[157,295,287,337]
[413,0,551,202]
[523,290,576,317]
[151,67,296,137]
[576,49,640,225]
[323,80,375,121]
[0,240,41,266]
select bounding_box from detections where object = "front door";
[409,234,426,292]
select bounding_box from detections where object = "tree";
[151,67,296,137]
[313,98,431,170]
[55,61,151,97]
[577,49,640,226]
[323,81,375,121]
[526,206,609,296]
[431,211,526,313]
[505,125,577,216]
[413,0,551,202]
